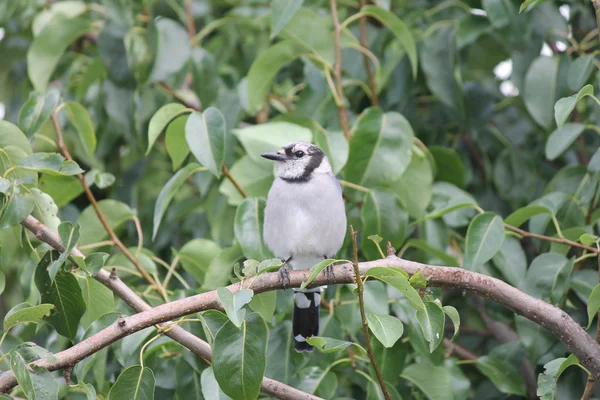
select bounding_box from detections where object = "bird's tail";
[292,288,322,352]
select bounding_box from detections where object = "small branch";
[184,0,196,39]
[329,0,351,140]
[222,164,248,198]
[505,224,597,253]
[158,82,201,111]
[19,215,318,400]
[358,0,378,106]
[582,378,596,400]
[443,338,477,360]
[51,112,165,300]
[350,226,390,400]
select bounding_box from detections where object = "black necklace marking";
[281,150,324,183]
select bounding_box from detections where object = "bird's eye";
[295,151,305,158]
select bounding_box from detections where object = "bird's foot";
[279,264,291,290]
[324,257,335,284]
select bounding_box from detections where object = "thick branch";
[19,216,319,400]
[329,0,351,140]
[4,226,600,393]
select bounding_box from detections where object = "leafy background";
[1,0,600,399]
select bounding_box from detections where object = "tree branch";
[505,224,597,253]
[350,227,390,400]
[18,216,319,400]
[358,0,378,106]
[221,164,248,198]
[5,222,600,394]
[329,0,351,140]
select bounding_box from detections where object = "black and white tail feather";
[292,288,322,352]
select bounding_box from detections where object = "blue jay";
[262,141,347,352]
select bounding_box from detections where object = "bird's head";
[261,141,331,181]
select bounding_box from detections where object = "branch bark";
[18,216,319,400]
[4,223,600,394]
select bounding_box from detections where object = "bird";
[262,141,347,352]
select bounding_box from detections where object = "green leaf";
[361,189,408,260]
[107,365,155,400]
[519,0,552,13]
[491,236,527,288]
[178,238,221,284]
[146,103,190,154]
[165,115,190,170]
[504,205,552,227]
[526,253,573,304]
[0,190,35,229]
[409,270,428,290]
[201,367,233,400]
[463,212,505,271]
[0,271,4,296]
[213,313,268,400]
[476,356,525,396]
[270,0,304,38]
[442,305,460,340]
[47,221,80,280]
[365,267,424,311]
[246,40,309,114]
[401,361,456,400]
[587,284,600,329]
[580,233,598,246]
[279,8,335,65]
[79,276,114,329]
[359,5,418,78]
[419,183,477,227]
[17,152,84,175]
[545,123,586,160]
[482,0,514,28]
[0,121,33,155]
[83,252,109,276]
[402,239,459,267]
[3,303,54,331]
[429,146,466,188]
[523,56,560,130]
[416,300,445,352]
[38,174,83,208]
[555,85,595,129]
[30,188,60,233]
[63,101,97,156]
[202,245,244,290]
[219,156,273,206]
[568,55,595,91]
[34,251,86,341]
[185,107,228,178]
[94,172,115,189]
[233,122,312,165]
[153,163,204,239]
[234,197,273,261]
[344,107,414,187]
[420,24,463,115]
[305,336,355,353]
[367,314,403,348]
[27,13,92,91]
[10,351,58,400]
[391,147,434,219]
[217,287,254,328]
[148,18,191,82]
[537,355,582,400]
[249,291,277,323]
[18,89,60,138]
[300,259,343,290]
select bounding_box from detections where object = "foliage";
[1,0,600,399]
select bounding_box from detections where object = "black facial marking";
[284,144,294,157]
[281,146,325,183]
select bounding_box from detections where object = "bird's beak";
[261,152,287,161]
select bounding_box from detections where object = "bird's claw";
[279,264,291,290]
[325,264,335,284]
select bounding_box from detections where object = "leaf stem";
[139,332,163,369]
[329,0,351,141]
[221,164,248,198]
[339,180,370,193]
[350,225,391,400]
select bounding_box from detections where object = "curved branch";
[18,216,319,400]
[4,222,600,393]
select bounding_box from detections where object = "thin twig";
[162,255,181,289]
[50,112,166,301]
[505,224,597,253]
[350,225,390,400]
[329,0,351,140]
[443,338,477,360]
[222,164,248,198]
[184,0,196,39]
[158,82,201,111]
[581,378,596,400]
[358,0,378,106]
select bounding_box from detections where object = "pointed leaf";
[79,276,114,329]
[524,56,560,130]
[3,303,54,331]
[234,197,273,261]
[545,123,586,160]
[213,313,268,400]
[217,287,254,328]
[10,351,58,400]
[463,212,505,271]
[47,221,80,280]
[185,107,228,177]
[367,314,403,348]
[165,115,190,170]
[0,190,35,229]
[201,367,233,400]
[270,0,305,38]
[305,336,355,353]
[300,259,343,289]
[146,103,190,154]
[30,188,60,233]
[108,365,155,400]
[18,89,60,138]
[568,55,595,91]
[416,300,445,352]
[17,152,84,175]
[587,284,600,329]
[249,292,277,322]
[63,101,97,156]
[476,356,525,396]
[365,267,424,311]
[442,305,460,340]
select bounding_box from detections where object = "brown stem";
[221,164,248,198]
[350,226,391,400]
[184,0,196,39]
[358,0,378,106]
[443,338,477,360]
[158,82,201,110]
[581,378,595,400]
[329,0,351,140]
[505,224,597,253]
[51,112,165,299]
[20,215,319,400]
